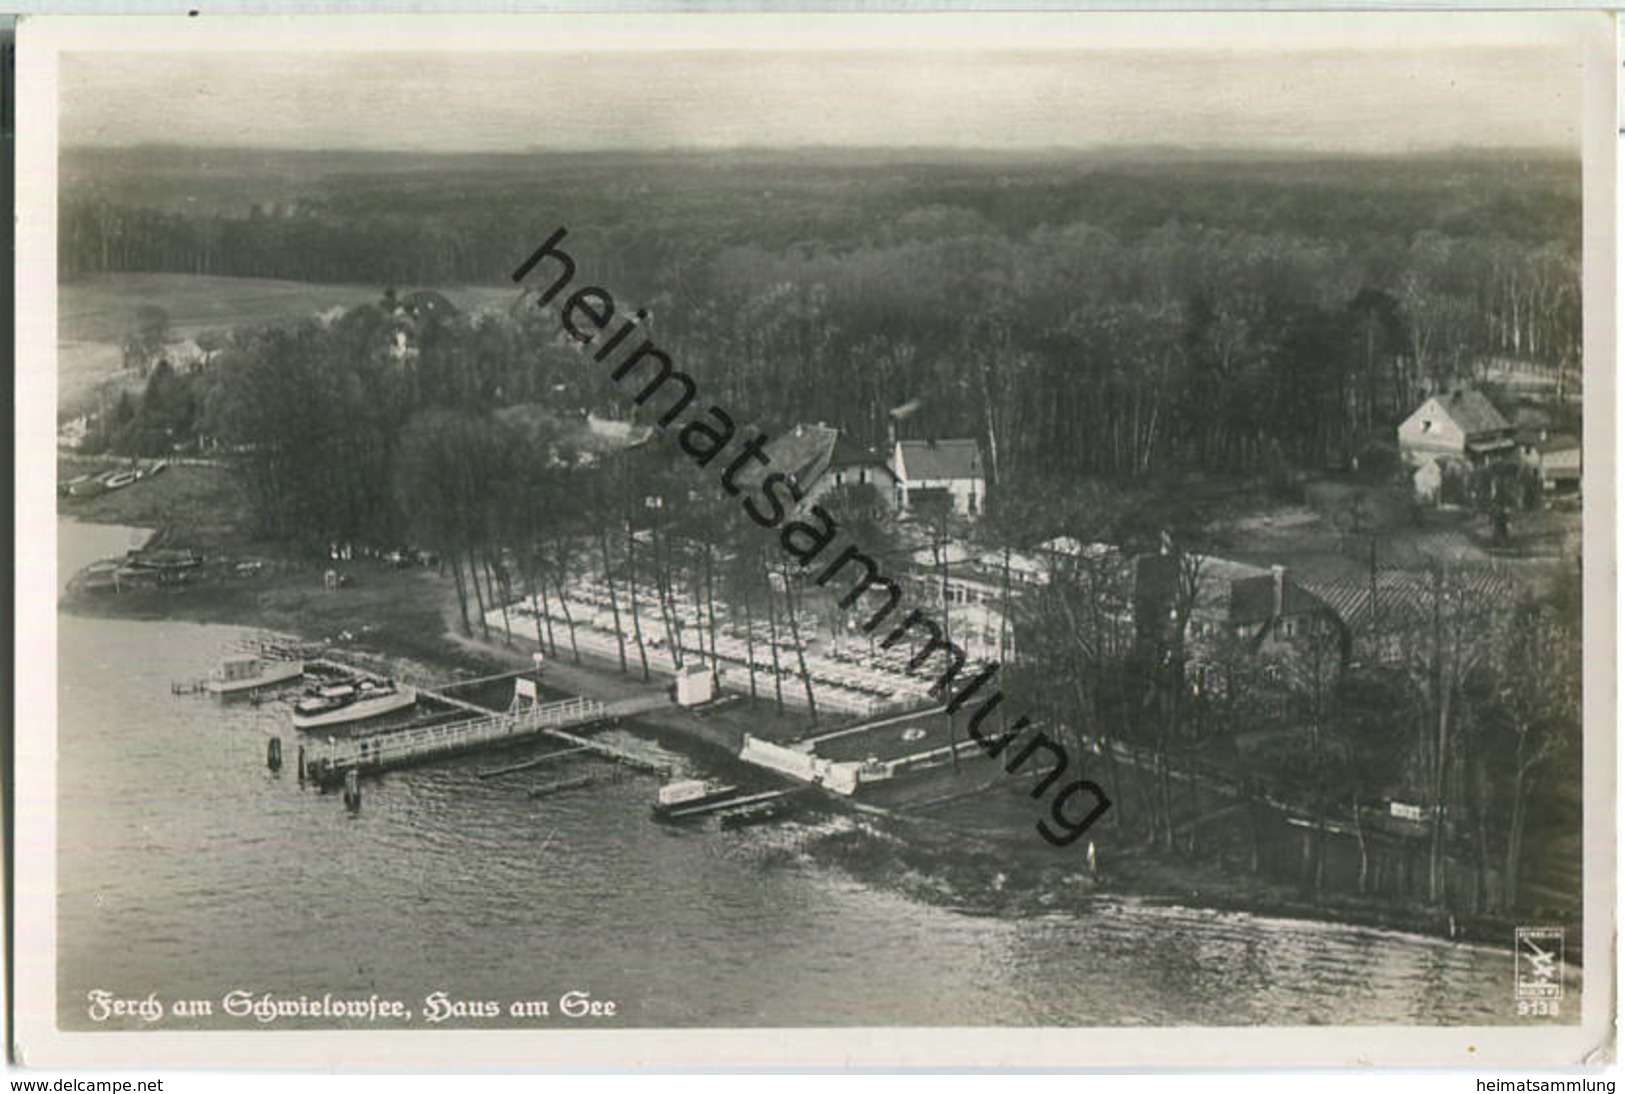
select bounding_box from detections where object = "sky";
[53,17,1589,154]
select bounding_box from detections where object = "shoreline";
[56,513,1547,958]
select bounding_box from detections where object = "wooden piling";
[267,737,283,772]
[343,768,361,812]
[527,774,596,799]
[478,745,593,779]
[296,744,306,783]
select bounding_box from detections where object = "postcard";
[12,10,1616,1069]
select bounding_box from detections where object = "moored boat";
[66,476,108,498]
[651,777,740,821]
[204,655,305,696]
[292,678,417,730]
[127,547,203,572]
[717,798,793,829]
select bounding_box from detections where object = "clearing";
[58,273,518,411]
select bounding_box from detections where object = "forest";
[70,148,1581,492]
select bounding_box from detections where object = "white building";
[891,439,985,518]
[1397,388,1515,468]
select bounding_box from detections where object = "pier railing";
[310,695,606,775]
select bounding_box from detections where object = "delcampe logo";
[1515,927,1564,1000]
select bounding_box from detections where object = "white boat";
[292,678,417,730]
[651,778,740,821]
[67,477,108,498]
[103,470,139,490]
[204,655,305,696]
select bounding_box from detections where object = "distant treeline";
[72,148,1580,485]
[60,147,1580,286]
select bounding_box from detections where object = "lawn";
[57,273,518,410]
[57,457,259,550]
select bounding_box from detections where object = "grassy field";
[57,273,517,410]
[1201,473,1579,591]
[57,340,140,416]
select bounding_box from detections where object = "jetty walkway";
[302,691,672,787]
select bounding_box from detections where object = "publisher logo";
[1515,927,1564,1000]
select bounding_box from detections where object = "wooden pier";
[302,692,673,788]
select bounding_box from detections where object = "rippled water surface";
[55,520,1566,1031]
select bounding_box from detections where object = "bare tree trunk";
[598,529,627,673]
[626,524,651,682]
[536,568,555,653]
[1430,674,1453,906]
[1314,818,1327,900]
[781,561,818,724]
[742,589,759,699]
[1473,753,1493,913]
[1354,792,1370,895]
[764,571,785,713]
[467,549,490,641]
[534,562,558,656]
[1504,733,1532,914]
[1186,753,1202,856]
[704,543,720,676]
[486,552,513,647]
[687,558,709,670]
[651,525,683,670]
[1247,798,1263,875]
[449,551,472,635]
[550,568,580,665]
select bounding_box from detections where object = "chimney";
[1271,564,1286,618]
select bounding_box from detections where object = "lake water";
[53,519,1563,1031]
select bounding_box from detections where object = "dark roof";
[732,423,838,494]
[830,432,887,469]
[1515,428,1581,453]
[1229,573,1331,626]
[896,439,983,482]
[1433,389,1511,436]
[778,423,839,485]
[1300,570,1517,634]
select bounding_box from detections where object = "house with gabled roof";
[892,438,985,518]
[1134,552,1350,697]
[1398,388,1515,468]
[1518,430,1581,493]
[729,423,896,514]
[824,432,898,506]
[764,422,841,495]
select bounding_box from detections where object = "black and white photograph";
[12,11,1616,1069]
